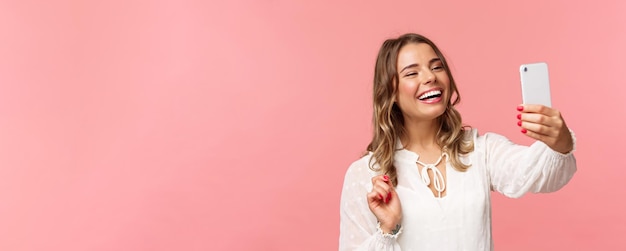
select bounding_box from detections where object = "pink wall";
[1,0,624,250]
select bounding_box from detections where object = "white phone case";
[520,62,552,107]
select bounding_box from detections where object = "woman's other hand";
[367,175,402,233]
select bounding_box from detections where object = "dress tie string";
[417,152,448,198]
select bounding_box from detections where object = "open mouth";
[417,89,442,101]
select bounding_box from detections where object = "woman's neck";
[401,118,441,153]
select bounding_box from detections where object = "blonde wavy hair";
[366,33,474,186]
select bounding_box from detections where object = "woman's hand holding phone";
[517,104,574,154]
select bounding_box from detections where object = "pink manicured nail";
[383,175,389,181]
[379,194,383,200]
[517,121,522,126]
[517,114,521,120]
[517,105,524,111]
[521,128,527,134]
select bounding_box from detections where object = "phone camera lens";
[523,67,528,72]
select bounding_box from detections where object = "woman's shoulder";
[462,128,517,154]
[344,152,378,180]
[465,128,511,144]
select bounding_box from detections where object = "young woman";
[339,33,576,250]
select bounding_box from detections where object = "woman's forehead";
[397,43,438,67]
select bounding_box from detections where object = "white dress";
[339,129,577,251]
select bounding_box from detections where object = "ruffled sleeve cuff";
[374,222,402,248]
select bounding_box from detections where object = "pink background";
[1,0,624,250]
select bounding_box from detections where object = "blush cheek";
[398,81,418,97]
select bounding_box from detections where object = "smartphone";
[520,62,552,107]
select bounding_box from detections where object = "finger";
[518,112,561,128]
[518,104,559,116]
[519,120,560,137]
[385,189,396,203]
[371,175,388,185]
[372,185,391,203]
[371,175,394,203]
[371,175,393,189]
[375,177,395,199]
[521,126,553,143]
[367,190,382,204]
[373,178,393,191]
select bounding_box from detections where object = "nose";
[422,69,436,84]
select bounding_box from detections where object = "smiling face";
[395,42,451,123]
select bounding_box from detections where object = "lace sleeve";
[339,154,402,251]
[478,130,577,198]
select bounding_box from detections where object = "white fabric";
[339,129,577,251]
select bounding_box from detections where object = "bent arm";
[339,157,402,251]
[481,131,577,198]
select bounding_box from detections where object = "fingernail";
[517,114,521,120]
[385,194,390,203]
[383,175,389,181]
[521,128,527,133]
[517,121,522,126]
[517,105,524,111]
[379,194,383,200]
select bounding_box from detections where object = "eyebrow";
[399,58,442,73]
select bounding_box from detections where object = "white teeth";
[418,90,442,100]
